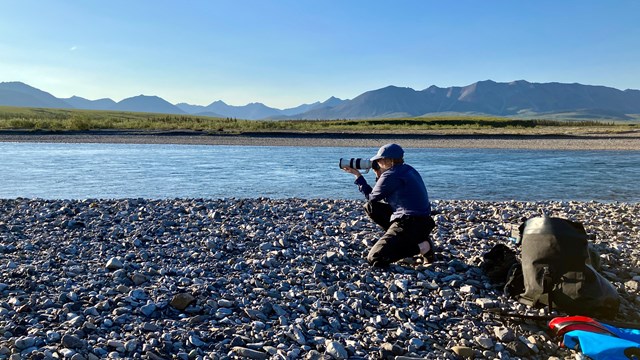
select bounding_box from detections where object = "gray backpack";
[518,216,620,318]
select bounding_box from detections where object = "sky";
[1,1,639,109]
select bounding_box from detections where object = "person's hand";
[342,167,362,178]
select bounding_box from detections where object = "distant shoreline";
[1,129,640,150]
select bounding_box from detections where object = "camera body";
[339,158,379,171]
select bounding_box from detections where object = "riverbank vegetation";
[0,106,636,134]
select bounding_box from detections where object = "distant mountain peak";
[509,79,530,85]
[1,81,51,93]
[110,94,185,114]
[293,80,640,120]
[379,85,413,91]
[2,80,639,121]
[0,81,72,108]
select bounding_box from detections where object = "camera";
[339,158,379,171]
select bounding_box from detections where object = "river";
[1,142,638,202]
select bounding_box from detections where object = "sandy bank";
[1,129,640,150]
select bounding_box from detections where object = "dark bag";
[481,244,519,283]
[517,216,620,318]
[481,244,525,297]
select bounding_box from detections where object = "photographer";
[342,143,436,267]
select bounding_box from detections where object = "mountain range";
[1,80,639,121]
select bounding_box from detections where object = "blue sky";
[1,1,639,109]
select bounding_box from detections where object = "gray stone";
[189,334,205,347]
[459,285,475,294]
[106,257,124,271]
[625,280,639,291]
[494,326,516,342]
[475,298,497,309]
[217,299,234,307]
[71,353,87,360]
[142,322,161,332]
[288,327,306,345]
[232,347,268,360]
[140,303,157,317]
[451,346,474,358]
[325,340,348,359]
[379,342,404,358]
[125,340,138,352]
[14,336,36,350]
[170,293,195,310]
[506,341,531,357]
[305,350,323,360]
[59,349,77,358]
[46,331,61,343]
[107,340,125,352]
[129,289,147,300]
[131,273,148,285]
[61,334,84,349]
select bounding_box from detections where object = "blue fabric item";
[601,323,640,343]
[370,143,404,161]
[355,163,431,221]
[563,326,640,360]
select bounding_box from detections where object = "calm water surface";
[1,142,639,202]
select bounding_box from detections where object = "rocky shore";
[1,198,639,359]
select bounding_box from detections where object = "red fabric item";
[549,316,616,339]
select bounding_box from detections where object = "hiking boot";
[398,257,420,266]
[421,238,436,263]
[422,250,436,264]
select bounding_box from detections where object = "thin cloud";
[70,46,78,51]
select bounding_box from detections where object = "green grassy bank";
[0,106,637,134]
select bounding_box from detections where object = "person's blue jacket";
[355,163,431,221]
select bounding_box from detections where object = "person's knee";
[365,201,393,230]
[367,247,390,267]
[364,201,375,217]
[426,216,436,232]
[366,248,376,264]
[368,256,389,268]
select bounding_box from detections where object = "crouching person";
[342,143,436,267]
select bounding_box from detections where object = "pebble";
[170,293,195,310]
[325,340,349,359]
[451,345,475,358]
[494,326,516,342]
[13,336,36,350]
[0,198,639,359]
[105,257,124,271]
[140,302,157,317]
[61,334,84,349]
[475,335,494,349]
[232,346,268,359]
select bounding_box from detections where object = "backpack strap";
[519,265,556,307]
[542,266,554,313]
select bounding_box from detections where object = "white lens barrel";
[339,158,372,170]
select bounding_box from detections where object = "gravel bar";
[1,198,639,359]
[1,130,640,150]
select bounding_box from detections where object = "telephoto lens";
[339,158,373,170]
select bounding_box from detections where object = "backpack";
[517,216,620,318]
